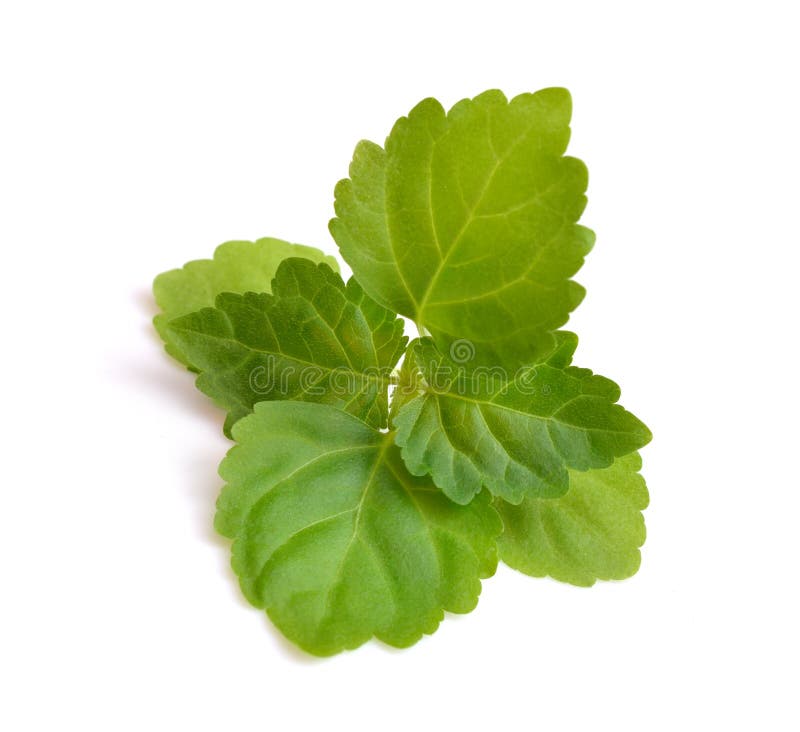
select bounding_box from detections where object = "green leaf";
[218,401,502,656]
[166,258,407,434]
[495,453,649,586]
[392,335,651,505]
[330,88,593,367]
[153,237,339,366]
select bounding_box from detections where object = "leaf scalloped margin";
[391,335,652,506]
[153,237,340,366]
[218,401,502,656]
[495,452,649,587]
[330,87,595,369]
[164,258,408,435]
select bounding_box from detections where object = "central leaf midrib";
[413,154,503,322]
[173,326,391,387]
[315,434,397,628]
[411,114,548,324]
[419,385,638,438]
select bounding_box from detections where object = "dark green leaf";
[392,335,651,504]
[167,258,407,433]
[153,237,339,366]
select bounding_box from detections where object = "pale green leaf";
[153,237,339,365]
[166,258,406,434]
[496,453,649,586]
[392,336,651,505]
[219,401,501,656]
[331,88,593,367]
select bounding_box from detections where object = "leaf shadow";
[130,286,224,425]
[136,286,325,664]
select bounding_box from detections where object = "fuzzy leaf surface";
[392,335,651,504]
[167,258,406,434]
[331,88,593,367]
[496,453,649,586]
[153,237,339,365]
[219,402,501,656]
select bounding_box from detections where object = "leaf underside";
[220,401,502,656]
[495,453,649,586]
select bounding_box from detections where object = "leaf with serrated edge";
[166,258,407,435]
[331,88,593,367]
[153,237,339,365]
[392,335,651,505]
[496,453,649,586]
[218,402,501,656]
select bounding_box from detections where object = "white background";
[2,1,798,729]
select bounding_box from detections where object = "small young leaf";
[220,401,502,656]
[153,237,339,365]
[495,453,649,586]
[392,336,651,505]
[166,258,407,434]
[331,88,593,367]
